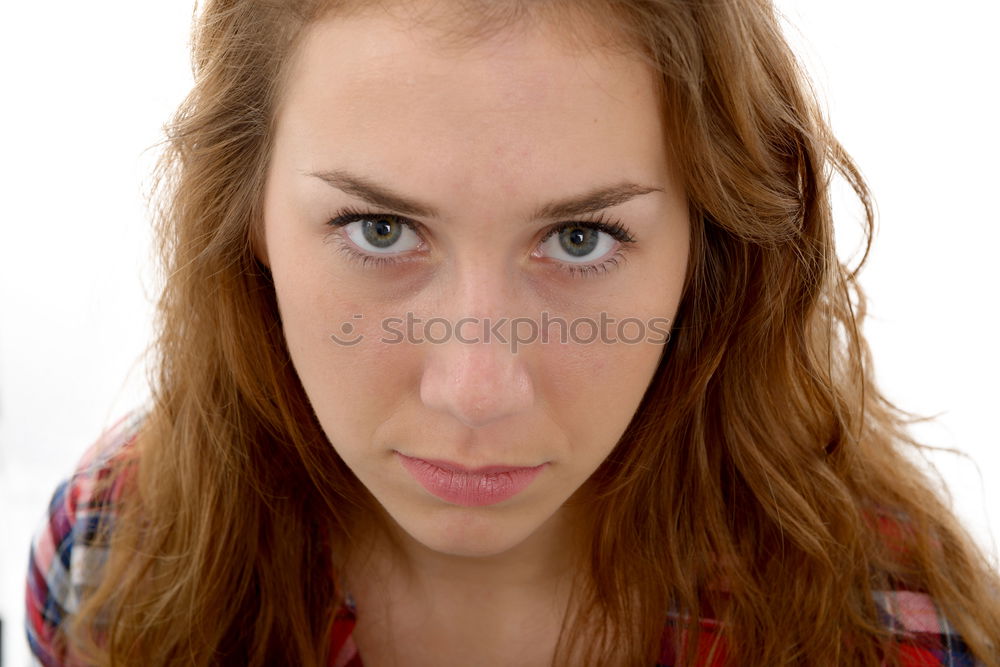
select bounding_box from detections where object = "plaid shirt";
[26,413,985,666]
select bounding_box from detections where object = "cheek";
[270,247,422,446]
[536,336,663,460]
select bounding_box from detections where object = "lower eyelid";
[554,249,628,277]
[333,235,405,268]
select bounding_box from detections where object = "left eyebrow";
[532,182,663,220]
[306,168,663,221]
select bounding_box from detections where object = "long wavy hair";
[68,0,1000,665]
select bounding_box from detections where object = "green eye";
[540,225,616,263]
[360,217,404,249]
[341,215,421,254]
[557,226,601,257]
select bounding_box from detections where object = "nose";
[419,331,535,430]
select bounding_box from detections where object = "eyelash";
[325,206,637,278]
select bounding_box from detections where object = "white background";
[1,2,997,665]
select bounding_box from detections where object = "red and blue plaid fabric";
[26,413,987,666]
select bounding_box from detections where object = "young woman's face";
[263,6,690,559]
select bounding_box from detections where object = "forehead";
[273,4,670,208]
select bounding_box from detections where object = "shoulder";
[25,410,147,665]
[872,588,983,666]
[866,507,989,663]
[658,587,982,666]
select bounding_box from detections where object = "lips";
[395,451,547,507]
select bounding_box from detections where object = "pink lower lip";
[395,452,547,507]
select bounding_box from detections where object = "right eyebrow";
[306,168,662,221]
[308,169,438,218]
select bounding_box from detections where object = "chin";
[395,504,548,559]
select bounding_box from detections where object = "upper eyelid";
[326,210,427,249]
[331,209,630,241]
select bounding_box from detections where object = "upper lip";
[396,451,546,475]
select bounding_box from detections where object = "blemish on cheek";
[587,354,609,375]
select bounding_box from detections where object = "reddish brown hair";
[68,0,1000,664]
